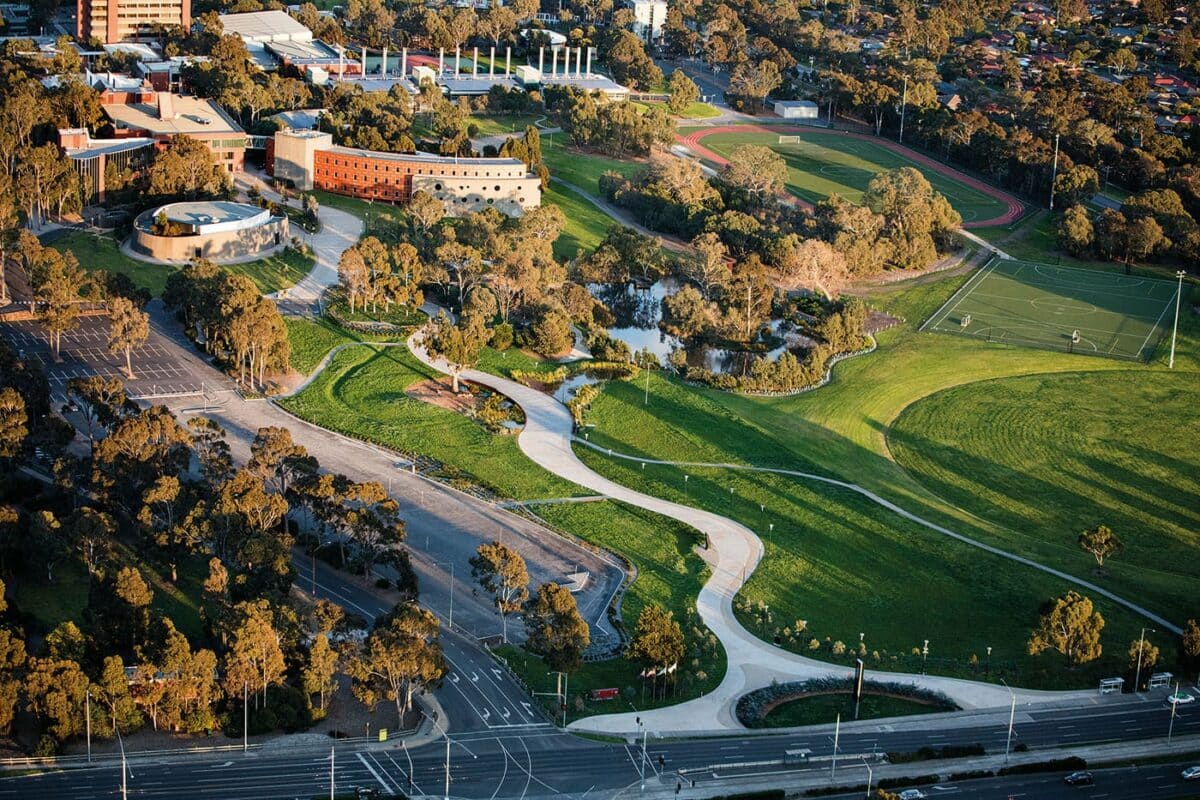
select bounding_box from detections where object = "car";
[1183,765,1200,780]
[897,791,926,800]
[1064,771,1094,786]
[353,788,380,799]
[1168,691,1195,705]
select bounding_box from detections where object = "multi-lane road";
[3,693,1196,799]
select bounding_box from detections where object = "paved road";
[2,694,1195,799]
[294,557,548,734]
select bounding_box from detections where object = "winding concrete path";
[405,333,1169,735]
[233,172,364,314]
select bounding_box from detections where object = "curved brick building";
[269,129,541,217]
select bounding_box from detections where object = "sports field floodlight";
[1170,270,1185,369]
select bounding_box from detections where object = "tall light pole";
[636,716,649,790]
[1049,133,1061,210]
[1169,682,1180,743]
[830,713,840,779]
[243,681,249,753]
[85,689,91,763]
[1169,270,1186,369]
[861,756,873,798]
[423,709,475,800]
[1134,626,1156,692]
[921,639,929,675]
[329,745,336,800]
[1001,678,1016,763]
[898,73,908,145]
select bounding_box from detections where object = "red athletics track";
[676,124,1025,229]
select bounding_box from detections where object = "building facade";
[58,128,155,204]
[630,0,667,43]
[131,201,288,263]
[102,90,246,171]
[270,130,541,217]
[77,0,190,44]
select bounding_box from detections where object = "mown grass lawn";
[759,693,951,729]
[571,267,1199,688]
[545,182,617,260]
[498,500,724,721]
[542,139,644,197]
[278,344,580,500]
[52,231,172,296]
[698,131,1008,224]
[52,231,314,297]
[223,248,315,294]
[285,317,371,375]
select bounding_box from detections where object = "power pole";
[1049,133,1061,210]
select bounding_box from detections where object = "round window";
[434,183,442,191]
[495,185,501,192]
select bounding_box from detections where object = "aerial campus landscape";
[0,1,1197,799]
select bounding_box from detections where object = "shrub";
[998,757,1086,776]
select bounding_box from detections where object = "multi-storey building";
[270,130,541,217]
[101,90,246,172]
[77,0,190,44]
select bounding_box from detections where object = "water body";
[589,280,804,373]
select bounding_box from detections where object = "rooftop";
[63,135,156,158]
[218,10,313,43]
[325,144,528,168]
[152,201,269,225]
[103,94,243,136]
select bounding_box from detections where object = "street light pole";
[1170,270,1185,369]
[1134,626,1156,692]
[243,681,248,753]
[922,639,929,675]
[1001,679,1015,763]
[1169,682,1181,742]
[861,757,872,798]
[85,689,91,763]
[830,712,840,779]
[329,745,335,800]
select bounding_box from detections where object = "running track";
[677,124,1025,229]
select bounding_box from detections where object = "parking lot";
[0,310,230,403]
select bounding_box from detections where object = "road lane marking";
[355,752,391,794]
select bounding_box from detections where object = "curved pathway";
[677,124,1024,229]
[232,172,364,314]
[404,333,1170,735]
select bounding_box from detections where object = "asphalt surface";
[0,308,222,401]
[3,698,1198,799]
[294,557,547,734]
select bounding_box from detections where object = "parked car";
[1182,765,1200,780]
[1167,691,1195,705]
[898,791,927,800]
[1064,771,1094,786]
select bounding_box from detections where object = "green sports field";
[922,258,1181,361]
[697,131,1010,223]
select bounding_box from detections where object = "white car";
[1168,691,1196,705]
[898,791,927,800]
[1182,765,1200,780]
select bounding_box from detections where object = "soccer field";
[922,258,1181,361]
[696,130,1011,223]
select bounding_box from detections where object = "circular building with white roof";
[131,201,289,263]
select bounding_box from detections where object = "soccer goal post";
[778,135,801,144]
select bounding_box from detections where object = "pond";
[589,281,808,374]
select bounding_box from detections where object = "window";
[434,183,442,191]
[495,185,501,192]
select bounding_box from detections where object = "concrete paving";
[232,172,364,314]
[406,331,1125,735]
